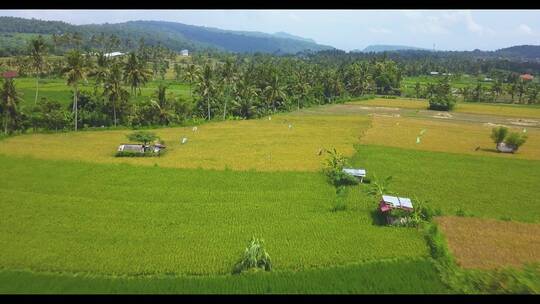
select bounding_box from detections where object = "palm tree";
[195,62,216,120]
[64,49,87,131]
[150,83,176,125]
[264,71,287,113]
[492,79,503,102]
[1,78,22,134]
[123,52,151,97]
[414,82,422,98]
[292,74,311,111]
[185,63,199,99]
[221,57,237,120]
[29,35,49,105]
[88,51,110,94]
[103,63,129,127]
[517,79,527,104]
[508,81,518,103]
[232,78,259,119]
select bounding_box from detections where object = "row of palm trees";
[2,35,406,134]
[411,77,540,104]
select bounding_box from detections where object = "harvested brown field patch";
[360,116,540,160]
[349,98,540,119]
[436,216,540,270]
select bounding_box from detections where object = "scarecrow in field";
[416,129,427,144]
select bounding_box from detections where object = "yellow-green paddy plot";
[436,216,540,270]
[0,155,428,276]
[349,98,540,119]
[360,116,540,160]
[0,114,370,172]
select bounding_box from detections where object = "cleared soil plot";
[360,116,540,161]
[350,145,540,223]
[0,114,370,172]
[0,155,427,276]
[349,98,540,119]
[436,216,540,270]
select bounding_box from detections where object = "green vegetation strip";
[0,258,451,294]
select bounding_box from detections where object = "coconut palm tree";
[88,51,110,94]
[64,49,87,131]
[185,63,199,99]
[232,78,259,119]
[123,52,151,97]
[195,62,216,120]
[103,63,129,127]
[492,79,503,102]
[28,35,49,105]
[220,57,237,120]
[150,83,176,125]
[1,78,22,134]
[264,71,287,113]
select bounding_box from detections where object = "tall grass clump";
[233,238,272,274]
[322,148,358,187]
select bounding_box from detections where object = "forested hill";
[349,45,540,62]
[0,17,334,55]
[361,45,429,53]
[495,45,540,61]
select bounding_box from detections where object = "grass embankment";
[360,116,540,160]
[0,154,427,276]
[349,97,540,119]
[0,114,371,171]
[0,258,451,294]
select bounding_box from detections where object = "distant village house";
[104,52,125,58]
[520,74,534,81]
[181,49,189,56]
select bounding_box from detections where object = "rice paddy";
[1,95,539,293]
[360,116,540,160]
[0,114,370,171]
[0,154,428,276]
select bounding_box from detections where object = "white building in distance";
[104,52,125,58]
[181,49,189,56]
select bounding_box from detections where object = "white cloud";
[517,23,534,35]
[369,27,391,34]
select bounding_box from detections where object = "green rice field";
[1,96,539,293]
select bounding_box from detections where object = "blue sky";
[1,10,539,51]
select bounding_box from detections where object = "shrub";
[490,126,508,144]
[367,175,393,197]
[505,132,528,151]
[233,238,272,274]
[322,148,358,187]
[428,95,456,111]
[456,208,466,217]
[126,131,160,146]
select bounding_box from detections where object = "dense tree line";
[0,35,403,135]
[2,34,539,136]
